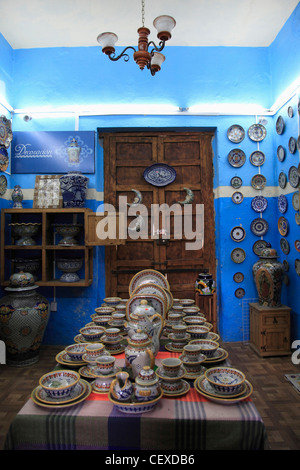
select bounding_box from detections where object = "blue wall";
[1,3,300,345]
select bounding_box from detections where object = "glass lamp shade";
[153,15,176,41]
[97,32,118,54]
[151,52,165,72]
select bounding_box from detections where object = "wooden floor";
[0,341,299,451]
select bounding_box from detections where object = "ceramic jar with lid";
[195,271,216,295]
[252,248,284,307]
[134,365,161,401]
[125,329,155,379]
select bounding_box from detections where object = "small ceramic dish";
[92,315,112,327]
[64,343,90,361]
[39,370,80,398]
[94,306,115,315]
[103,297,122,306]
[183,315,205,326]
[205,367,246,395]
[182,306,202,316]
[79,326,106,342]
[193,339,219,358]
[178,299,195,307]
[185,325,209,339]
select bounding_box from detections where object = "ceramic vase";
[195,271,216,295]
[0,272,50,366]
[252,248,284,308]
[11,185,23,208]
[59,171,89,208]
[67,138,81,164]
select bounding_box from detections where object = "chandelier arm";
[107,46,137,62]
[147,40,165,54]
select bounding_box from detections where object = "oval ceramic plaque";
[143,163,176,187]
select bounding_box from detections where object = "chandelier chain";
[141,0,145,27]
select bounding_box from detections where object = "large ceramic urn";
[0,272,50,366]
[252,248,284,308]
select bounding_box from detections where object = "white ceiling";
[0,0,299,49]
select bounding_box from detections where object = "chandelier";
[97,0,176,75]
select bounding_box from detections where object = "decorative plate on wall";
[230,226,246,242]
[0,115,13,149]
[278,216,289,236]
[297,135,300,151]
[228,149,246,167]
[292,192,299,211]
[231,191,244,204]
[295,259,300,276]
[295,240,300,253]
[280,237,290,255]
[278,171,287,189]
[230,248,246,264]
[283,260,289,272]
[288,106,294,118]
[251,196,268,213]
[248,124,267,142]
[227,125,245,143]
[278,194,288,213]
[253,240,270,256]
[0,174,7,195]
[250,218,269,236]
[233,272,244,283]
[277,145,286,162]
[235,287,245,299]
[143,163,176,187]
[250,151,265,167]
[251,174,266,190]
[296,213,300,226]
[288,166,300,188]
[288,137,297,154]
[276,116,285,135]
[0,147,9,172]
[230,176,242,189]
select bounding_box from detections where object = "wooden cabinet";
[0,208,125,287]
[249,302,291,357]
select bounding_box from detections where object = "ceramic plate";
[276,115,285,134]
[230,226,246,242]
[231,191,244,204]
[131,283,169,314]
[288,166,300,188]
[277,145,286,162]
[230,248,246,264]
[35,380,87,405]
[251,196,267,213]
[251,174,266,190]
[296,213,300,226]
[295,259,300,276]
[248,124,267,142]
[0,115,13,148]
[288,106,294,118]
[233,272,244,283]
[129,269,170,295]
[0,174,7,195]
[295,240,300,252]
[252,240,269,256]
[230,176,242,189]
[278,171,287,189]
[289,137,296,154]
[31,380,92,409]
[227,124,245,143]
[250,150,265,167]
[203,348,228,364]
[278,194,288,213]
[292,192,299,211]
[250,218,269,236]
[280,237,290,255]
[278,216,289,236]
[143,163,176,187]
[297,136,300,151]
[194,376,253,405]
[0,148,9,172]
[228,149,246,168]
[235,287,245,298]
[283,260,289,272]
[125,293,166,320]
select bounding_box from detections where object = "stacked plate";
[31,377,92,409]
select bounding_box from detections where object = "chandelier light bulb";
[153,15,176,41]
[97,32,118,55]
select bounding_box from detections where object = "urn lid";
[259,248,279,258]
[132,299,156,316]
[128,329,151,347]
[5,271,38,292]
[135,366,159,386]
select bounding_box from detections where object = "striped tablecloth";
[4,351,268,451]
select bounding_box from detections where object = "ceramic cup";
[84,343,105,356]
[105,327,121,342]
[111,313,126,325]
[161,378,183,393]
[183,344,203,362]
[96,355,116,375]
[172,324,187,338]
[168,313,182,324]
[161,357,182,377]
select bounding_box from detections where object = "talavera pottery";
[195,272,216,295]
[0,115,12,148]
[64,343,90,361]
[278,216,289,236]
[56,257,83,282]
[134,365,161,402]
[227,149,246,167]
[13,257,41,281]
[292,192,299,211]
[230,226,246,242]
[277,145,286,162]
[251,174,266,190]
[31,380,92,409]
[230,248,246,264]
[231,191,244,204]
[143,163,176,187]
[103,297,122,307]
[59,171,89,208]
[34,380,87,405]
[247,123,267,141]
[0,174,7,195]
[251,196,267,213]
[39,370,80,399]
[129,269,170,296]
[11,185,23,208]
[110,371,134,401]
[9,222,41,246]
[193,339,219,358]
[79,325,105,342]
[252,248,284,307]
[250,218,268,236]
[53,223,82,246]
[130,284,169,316]
[0,272,50,366]
[276,116,285,135]
[230,176,242,189]
[250,150,265,166]
[108,389,163,414]
[67,138,81,163]
[278,171,287,189]
[205,367,246,395]
[126,294,166,320]
[125,329,155,379]
[278,194,288,213]
[288,137,296,154]
[288,166,300,188]
[227,124,245,143]
[253,240,270,256]
[194,375,253,405]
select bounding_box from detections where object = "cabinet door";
[85,212,126,246]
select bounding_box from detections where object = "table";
[3,350,268,451]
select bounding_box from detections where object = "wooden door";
[100,130,215,300]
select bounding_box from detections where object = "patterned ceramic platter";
[230,248,246,264]
[278,216,289,236]
[288,166,300,188]
[143,163,176,187]
[235,287,245,298]
[230,226,246,242]
[292,192,299,211]
[248,124,267,142]
[130,284,169,316]
[194,376,253,405]
[278,194,288,213]
[295,240,300,253]
[227,125,245,143]
[288,106,294,118]
[253,240,269,256]
[296,213,300,226]
[231,191,244,204]
[277,145,286,162]
[228,149,246,168]
[250,218,269,236]
[125,293,166,320]
[0,115,13,149]
[230,176,242,189]
[0,174,7,195]
[283,259,289,272]
[251,196,267,213]
[295,259,300,276]
[280,237,290,255]
[288,137,296,154]
[233,272,244,283]
[278,171,287,189]
[250,150,265,167]
[251,174,266,190]
[0,147,9,172]
[276,116,285,134]
[31,380,92,409]
[108,389,164,414]
[129,269,170,295]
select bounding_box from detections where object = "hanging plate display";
[248,124,267,142]
[276,116,285,134]
[288,166,300,188]
[280,237,290,255]
[250,150,265,167]
[295,240,300,253]
[230,176,242,189]
[292,192,299,211]
[278,216,289,236]
[235,287,245,299]
[233,272,244,283]
[277,145,286,162]
[288,137,296,154]
[251,196,267,213]
[230,248,246,264]
[228,149,246,168]
[0,115,13,149]
[278,171,287,189]
[0,147,9,172]
[288,106,294,118]
[296,213,300,226]
[253,240,270,256]
[278,194,288,213]
[295,259,300,276]
[227,125,245,143]
[251,174,266,190]
[143,163,176,187]
[0,174,7,195]
[230,226,246,242]
[250,218,269,236]
[231,191,244,204]
[283,260,289,272]
[297,135,300,151]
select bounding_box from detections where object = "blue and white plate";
[250,218,269,236]
[278,194,288,213]
[278,171,287,189]
[251,196,267,213]
[230,226,246,242]
[248,124,267,142]
[250,151,265,167]
[288,166,300,188]
[289,137,297,154]
[277,145,286,162]
[280,237,290,255]
[143,163,176,187]
[231,191,244,204]
[228,149,246,167]
[227,125,245,143]
[276,116,285,135]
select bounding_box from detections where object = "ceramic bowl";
[182,306,201,316]
[39,370,80,398]
[193,339,219,358]
[186,325,209,339]
[65,343,90,361]
[103,297,122,307]
[205,367,246,395]
[94,306,115,315]
[161,357,182,377]
[178,299,195,307]
[183,315,205,326]
[95,355,116,375]
[79,326,105,342]
[92,315,112,327]
[171,324,187,338]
